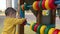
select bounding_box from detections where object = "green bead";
[44,25,55,34]
[24,3,30,10]
[32,23,36,31]
[37,24,42,34]
[39,0,43,10]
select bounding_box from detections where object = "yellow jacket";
[2,17,25,34]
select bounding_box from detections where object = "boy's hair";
[5,7,16,16]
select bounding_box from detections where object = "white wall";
[6,0,12,8]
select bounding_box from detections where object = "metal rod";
[55,1,60,4]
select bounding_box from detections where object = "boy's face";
[9,12,16,18]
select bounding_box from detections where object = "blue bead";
[20,9,25,18]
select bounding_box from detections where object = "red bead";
[49,0,57,10]
[36,1,40,10]
[34,23,39,32]
[53,29,60,34]
[42,0,46,9]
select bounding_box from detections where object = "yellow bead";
[58,32,60,34]
[30,22,34,30]
[40,25,47,34]
[48,28,55,34]
[33,1,38,10]
[45,0,51,10]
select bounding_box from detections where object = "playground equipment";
[17,0,60,34]
[20,0,60,11]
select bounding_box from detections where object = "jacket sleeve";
[14,18,25,25]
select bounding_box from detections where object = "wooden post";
[37,10,42,24]
[18,0,24,34]
[50,10,56,25]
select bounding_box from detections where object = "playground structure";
[5,0,59,34]
[17,0,60,34]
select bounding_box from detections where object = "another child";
[2,7,26,34]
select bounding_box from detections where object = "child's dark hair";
[5,7,16,16]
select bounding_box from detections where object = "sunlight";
[12,0,14,8]
[0,0,6,11]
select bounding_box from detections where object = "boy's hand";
[22,18,27,25]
